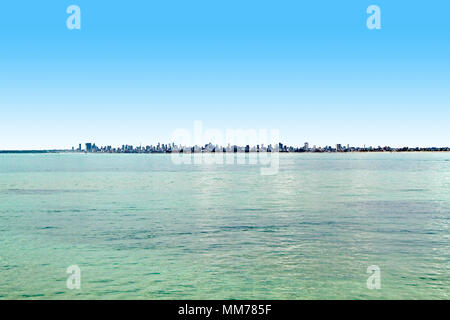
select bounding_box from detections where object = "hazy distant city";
[2,142,449,154]
[63,142,450,154]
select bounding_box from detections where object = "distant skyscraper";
[86,143,92,152]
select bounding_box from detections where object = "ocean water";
[0,153,448,299]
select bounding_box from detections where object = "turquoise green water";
[0,153,448,299]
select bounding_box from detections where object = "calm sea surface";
[0,153,448,299]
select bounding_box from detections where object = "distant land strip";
[0,150,64,154]
[1,147,450,154]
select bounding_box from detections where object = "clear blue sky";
[0,0,449,149]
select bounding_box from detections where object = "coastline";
[1,150,450,154]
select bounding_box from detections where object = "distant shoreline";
[1,150,450,154]
[0,150,64,154]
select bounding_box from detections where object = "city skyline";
[74,141,449,153]
[2,141,450,153]
[1,1,449,149]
